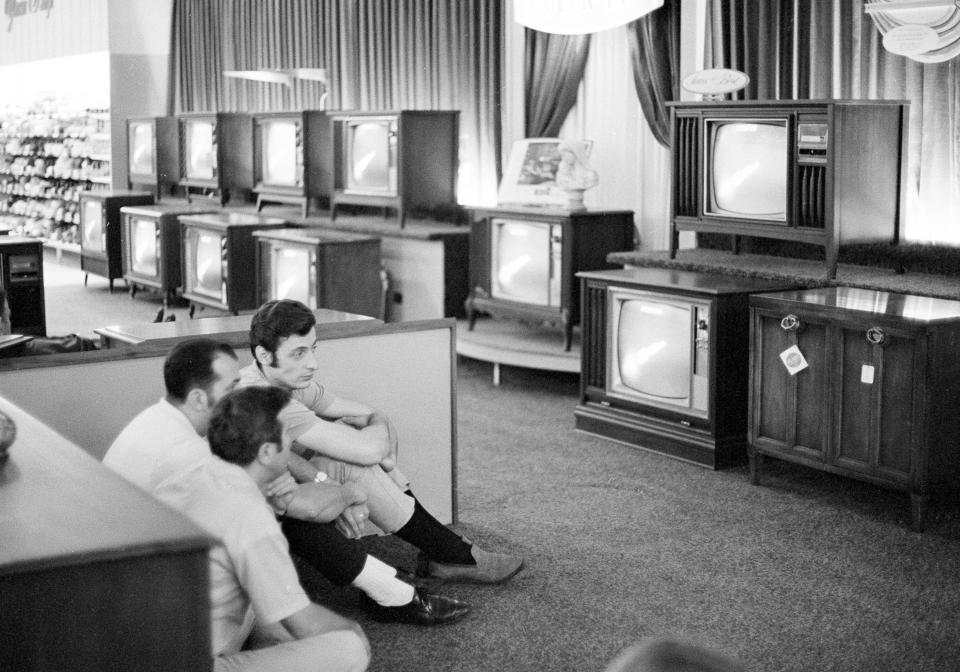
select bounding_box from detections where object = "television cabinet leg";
[330,203,338,222]
[493,362,501,387]
[256,195,264,212]
[910,492,928,532]
[84,273,88,287]
[747,445,762,485]
[465,297,478,331]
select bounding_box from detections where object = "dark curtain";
[708,0,960,243]
[168,0,502,205]
[524,30,591,137]
[626,0,681,147]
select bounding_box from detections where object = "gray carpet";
[303,358,960,672]
[37,253,960,672]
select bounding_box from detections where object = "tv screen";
[346,118,397,193]
[185,227,224,299]
[269,245,315,306]
[81,200,105,253]
[608,289,709,415]
[490,219,561,307]
[706,119,787,220]
[184,119,216,181]
[260,118,302,187]
[128,120,155,178]
[129,216,159,278]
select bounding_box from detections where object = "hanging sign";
[882,24,940,55]
[682,69,750,96]
[5,0,54,32]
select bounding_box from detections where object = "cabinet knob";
[780,314,801,331]
[866,326,886,345]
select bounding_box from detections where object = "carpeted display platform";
[608,248,960,302]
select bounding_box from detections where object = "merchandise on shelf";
[0,108,111,243]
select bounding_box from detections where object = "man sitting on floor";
[154,385,370,672]
[103,338,470,626]
[238,299,524,584]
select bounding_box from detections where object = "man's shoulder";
[238,363,269,388]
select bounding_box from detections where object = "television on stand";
[177,112,253,207]
[668,99,908,278]
[575,267,796,469]
[178,211,288,316]
[252,111,333,218]
[0,237,45,336]
[126,116,180,199]
[254,227,384,319]
[120,203,219,307]
[79,190,155,292]
[464,206,635,351]
[330,110,459,227]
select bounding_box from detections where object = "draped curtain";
[524,30,591,137]
[169,0,502,205]
[625,0,681,147]
[707,0,960,244]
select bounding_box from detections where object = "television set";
[78,190,155,292]
[252,111,333,217]
[575,267,795,469]
[0,238,45,336]
[178,211,287,315]
[254,227,383,318]
[465,207,636,351]
[177,112,253,206]
[126,116,179,199]
[331,110,459,227]
[668,99,909,278]
[120,204,218,305]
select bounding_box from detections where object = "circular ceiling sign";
[882,24,940,56]
[681,69,750,96]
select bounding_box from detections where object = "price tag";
[861,364,875,384]
[779,345,808,376]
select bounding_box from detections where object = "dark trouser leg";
[394,496,475,565]
[281,518,367,586]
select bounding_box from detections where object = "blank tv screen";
[349,121,391,190]
[130,217,158,277]
[192,230,223,297]
[708,120,787,219]
[128,121,155,177]
[262,119,299,186]
[185,121,215,180]
[273,247,312,305]
[82,201,104,253]
[492,220,552,306]
[617,298,691,400]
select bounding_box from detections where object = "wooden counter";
[0,396,212,671]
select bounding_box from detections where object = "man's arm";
[293,412,392,466]
[271,480,368,523]
[282,602,370,649]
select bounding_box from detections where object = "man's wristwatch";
[313,471,328,484]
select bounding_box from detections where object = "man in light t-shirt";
[155,385,369,672]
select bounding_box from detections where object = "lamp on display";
[514,0,663,34]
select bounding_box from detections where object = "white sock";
[351,555,416,607]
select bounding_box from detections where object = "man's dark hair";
[249,299,316,363]
[163,339,237,402]
[207,386,291,466]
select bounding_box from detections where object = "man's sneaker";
[418,544,524,584]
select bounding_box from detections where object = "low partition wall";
[0,318,458,524]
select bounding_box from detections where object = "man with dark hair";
[240,299,524,584]
[106,337,469,627]
[154,386,371,672]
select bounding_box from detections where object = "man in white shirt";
[104,338,470,627]
[154,385,369,672]
[240,299,524,584]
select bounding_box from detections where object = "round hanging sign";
[681,69,750,96]
[882,24,940,56]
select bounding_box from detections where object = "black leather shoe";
[365,587,471,626]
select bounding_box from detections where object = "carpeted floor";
[300,358,960,672]
[36,252,960,672]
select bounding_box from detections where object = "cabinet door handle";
[866,326,886,345]
[780,314,801,331]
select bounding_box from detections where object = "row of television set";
[126,109,459,225]
[78,194,383,318]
